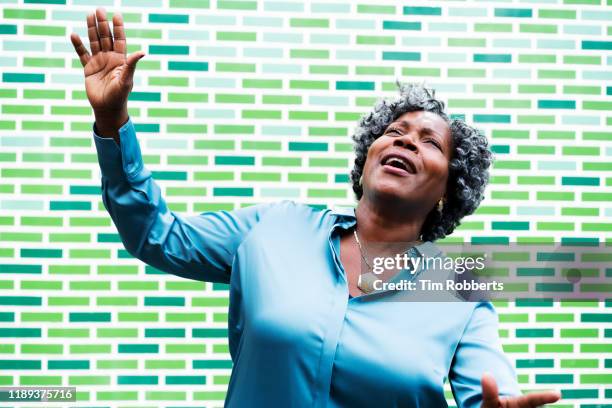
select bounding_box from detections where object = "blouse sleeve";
[449,301,522,408]
[93,117,276,283]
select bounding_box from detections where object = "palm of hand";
[84,51,130,111]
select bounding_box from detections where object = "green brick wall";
[1,0,610,406]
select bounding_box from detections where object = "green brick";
[243,79,282,89]
[401,67,440,77]
[310,65,347,75]
[290,18,329,28]
[241,172,281,182]
[291,49,329,59]
[520,24,557,34]
[357,5,395,14]
[560,329,599,338]
[289,80,328,90]
[562,146,599,155]
[261,95,301,105]
[563,55,600,65]
[217,31,257,41]
[560,359,598,369]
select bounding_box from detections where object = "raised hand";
[70,7,145,137]
[481,372,561,408]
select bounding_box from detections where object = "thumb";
[120,51,145,86]
[480,372,499,408]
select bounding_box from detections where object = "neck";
[354,197,425,245]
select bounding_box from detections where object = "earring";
[437,198,444,212]
[359,175,363,186]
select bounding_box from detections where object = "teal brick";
[0,296,41,305]
[70,186,101,195]
[144,297,185,306]
[118,344,159,353]
[0,25,17,34]
[50,201,91,211]
[582,41,612,50]
[516,328,554,337]
[536,374,573,384]
[0,360,41,370]
[192,329,228,338]
[134,123,160,133]
[492,221,530,230]
[538,100,576,109]
[129,92,162,101]
[495,8,532,18]
[561,177,599,186]
[168,61,208,71]
[151,171,187,181]
[149,14,189,23]
[213,188,253,197]
[69,313,111,322]
[288,142,328,152]
[193,360,232,369]
[166,375,206,385]
[215,156,255,165]
[149,45,189,55]
[516,359,554,368]
[474,54,512,63]
[0,311,14,323]
[118,375,158,385]
[2,73,44,83]
[336,81,375,91]
[382,52,420,61]
[581,314,612,323]
[145,329,185,337]
[0,264,42,274]
[403,6,441,16]
[48,360,89,370]
[0,328,41,337]
[474,115,511,123]
[20,249,62,258]
[382,21,421,30]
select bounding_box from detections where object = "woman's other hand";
[70,7,145,136]
[481,372,561,407]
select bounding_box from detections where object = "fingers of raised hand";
[499,391,561,408]
[95,7,113,52]
[112,12,126,55]
[86,12,100,55]
[70,32,90,67]
[480,372,500,408]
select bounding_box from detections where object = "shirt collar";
[328,205,442,258]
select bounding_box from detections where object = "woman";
[70,8,562,408]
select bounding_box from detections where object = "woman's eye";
[426,139,442,149]
[387,129,401,135]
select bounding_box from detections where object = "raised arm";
[92,118,275,283]
[71,8,273,282]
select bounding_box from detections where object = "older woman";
[71,8,562,408]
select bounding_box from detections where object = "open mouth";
[380,154,416,174]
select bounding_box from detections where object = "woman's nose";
[392,134,418,152]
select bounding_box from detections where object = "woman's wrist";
[94,106,129,140]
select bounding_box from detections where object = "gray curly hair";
[350,80,493,242]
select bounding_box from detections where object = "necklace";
[353,227,423,294]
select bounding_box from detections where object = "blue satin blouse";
[93,117,522,408]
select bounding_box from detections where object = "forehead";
[391,111,450,135]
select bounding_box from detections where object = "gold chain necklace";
[352,227,422,294]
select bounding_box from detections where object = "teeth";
[385,157,408,170]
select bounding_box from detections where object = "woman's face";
[361,110,453,213]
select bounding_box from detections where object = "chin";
[368,181,414,202]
